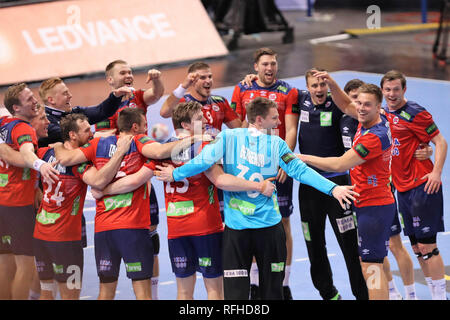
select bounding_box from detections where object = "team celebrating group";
[0,47,447,300]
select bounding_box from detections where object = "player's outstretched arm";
[205,164,276,197]
[53,143,88,167]
[331,185,359,209]
[0,143,27,168]
[298,148,364,173]
[20,143,59,184]
[90,165,154,199]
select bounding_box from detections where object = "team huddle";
[0,47,447,300]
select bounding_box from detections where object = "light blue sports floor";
[79,71,450,300]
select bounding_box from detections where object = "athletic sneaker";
[283,286,293,300]
[389,290,403,300]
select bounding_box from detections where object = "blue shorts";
[33,238,84,283]
[168,231,223,279]
[0,205,35,256]
[276,175,293,218]
[355,203,396,263]
[149,183,159,226]
[94,229,154,281]
[397,182,444,239]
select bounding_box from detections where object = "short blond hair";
[39,77,63,102]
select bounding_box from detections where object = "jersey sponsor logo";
[166,200,194,217]
[95,120,111,129]
[198,257,212,267]
[173,256,187,269]
[269,93,277,101]
[77,162,89,174]
[36,209,61,225]
[212,104,220,112]
[2,235,11,245]
[354,143,370,158]
[399,110,411,121]
[125,262,142,272]
[0,173,8,187]
[320,112,332,126]
[342,135,352,149]
[53,263,64,274]
[300,110,309,122]
[71,196,80,216]
[99,259,112,272]
[392,116,399,124]
[281,152,296,165]
[240,145,265,167]
[229,197,256,216]
[17,134,32,145]
[224,269,248,278]
[367,175,378,186]
[230,102,236,111]
[426,122,438,135]
[108,144,117,158]
[103,192,133,212]
[271,262,285,272]
[139,135,153,144]
[276,85,287,93]
[336,215,356,233]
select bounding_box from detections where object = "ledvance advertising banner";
[0,0,228,86]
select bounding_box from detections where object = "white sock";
[404,284,417,300]
[432,278,447,300]
[283,265,291,287]
[388,280,402,299]
[151,277,159,300]
[28,289,40,300]
[250,263,259,286]
[425,277,435,299]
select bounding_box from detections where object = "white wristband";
[172,84,186,99]
[0,136,4,144]
[33,159,46,172]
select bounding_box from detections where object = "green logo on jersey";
[426,122,438,135]
[125,262,142,272]
[399,110,411,121]
[22,168,30,181]
[354,143,370,158]
[53,264,64,274]
[229,198,256,216]
[166,200,195,217]
[96,120,111,129]
[281,153,296,165]
[2,235,11,245]
[36,209,61,225]
[199,257,212,267]
[320,112,332,127]
[277,85,287,93]
[271,262,285,272]
[208,185,215,204]
[302,222,311,242]
[211,95,224,102]
[103,192,133,212]
[0,173,8,187]
[230,102,237,111]
[272,194,280,214]
[139,136,153,144]
[17,134,32,145]
[71,196,80,216]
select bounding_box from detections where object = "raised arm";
[313,71,358,119]
[143,69,164,106]
[160,72,198,118]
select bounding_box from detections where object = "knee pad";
[151,232,160,255]
[422,248,440,261]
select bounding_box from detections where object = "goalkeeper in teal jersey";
[156,97,357,300]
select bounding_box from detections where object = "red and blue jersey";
[231,79,299,140]
[0,116,38,206]
[95,89,147,133]
[350,116,394,207]
[80,134,155,233]
[34,147,91,241]
[148,139,223,239]
[384,101,439,192]
[180,94,239,135]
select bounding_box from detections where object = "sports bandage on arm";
[32,159,46,172]
[172,84,186,99]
